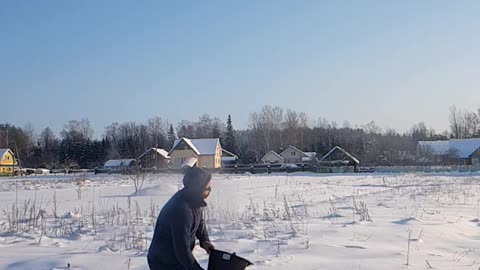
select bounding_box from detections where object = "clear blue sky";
[2,1,480,137]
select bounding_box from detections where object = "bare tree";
[104,122,121,159]
[177,120,195,138]
[284,109,299,146]
[410,122,428,141]
[464,111,479,138]
[248,105,284,154]
[39,127,58,168]
[449,106,464,139]
[363,121,382,134]
[61,119,93,143]
[147,116,167,148]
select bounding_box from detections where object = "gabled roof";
[261,150,284,162]
[138,148,170,159]
[279,145,309,157]
[418,138,480,159]
[417,141,450,156]
[222,149,238,159]
[319,146,360,165]
[104,159,135,167]
[0,149,13,158]
[170,138,220,156]
[302,152,317,162]
[181,157,198,168]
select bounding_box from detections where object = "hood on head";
[182,167,211,193]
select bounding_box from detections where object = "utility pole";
[155,133,158,169]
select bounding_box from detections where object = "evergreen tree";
[167,124,176,149]
[224,115,238,154]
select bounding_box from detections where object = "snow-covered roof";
[417,141,450,156]
[104,159,135,168]
[279,145,309,157]
[418,139,480,159]
[261,150,284,162]
[181,157,198,168]
[170,138,220,156]
[319,146,360,165]
[222,149,238,159]
[221,156,237,162]
[302,152,317,162]
[138,148,170,159]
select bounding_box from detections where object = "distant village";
[2,136,480,176]
[2,105,480,176]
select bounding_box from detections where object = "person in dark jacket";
[147,167,215,270]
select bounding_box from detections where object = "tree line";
[1,105,479,169]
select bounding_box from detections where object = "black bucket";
[208,249,253,270]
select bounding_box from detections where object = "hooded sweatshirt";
[148,167,211,270]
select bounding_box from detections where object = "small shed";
[417,139,480,165]
[104,159,136,169]
[138,148,170,169]
[318,146,360,171]
[279,145,309,164]
[221,149,239,167]
[0,148,17,175]
[302,152,318,164]
[261,150,284,164]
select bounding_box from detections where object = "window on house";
[292,152,295,156]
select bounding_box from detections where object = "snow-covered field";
[1,172,480,270]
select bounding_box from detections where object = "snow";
[222,149,238,159]
[1,172,480,269]
[182,157,198,168]
[419,139,480,158]
[418,141,450,156]
[138,148,170,159]
[171,138,220,155]
[104,159,135,168]
[302,152,317,162]
[449,139,480,158]
[320,146,360,164]
[191,139,219,155]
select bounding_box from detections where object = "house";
[169,138,222,169]
[0,148,17,175]
[221,149,239,167]
[137,148,170,169]
[279,145,309,164]
[318,146,360,170]
[104,159,136,169]
[417,139,480,165]
[261,150,284,164]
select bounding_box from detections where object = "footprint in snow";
[391,217,422,225]
[52,264,82,270]
[344,245,367,249]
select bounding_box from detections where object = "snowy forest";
[1,105,479,169]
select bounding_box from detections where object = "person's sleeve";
[171,211,204,270]
[196,210,210,243]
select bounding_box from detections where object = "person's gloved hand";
[200,241,215,254]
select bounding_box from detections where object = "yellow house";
[169,138,222,169]
[0,148,17,175]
